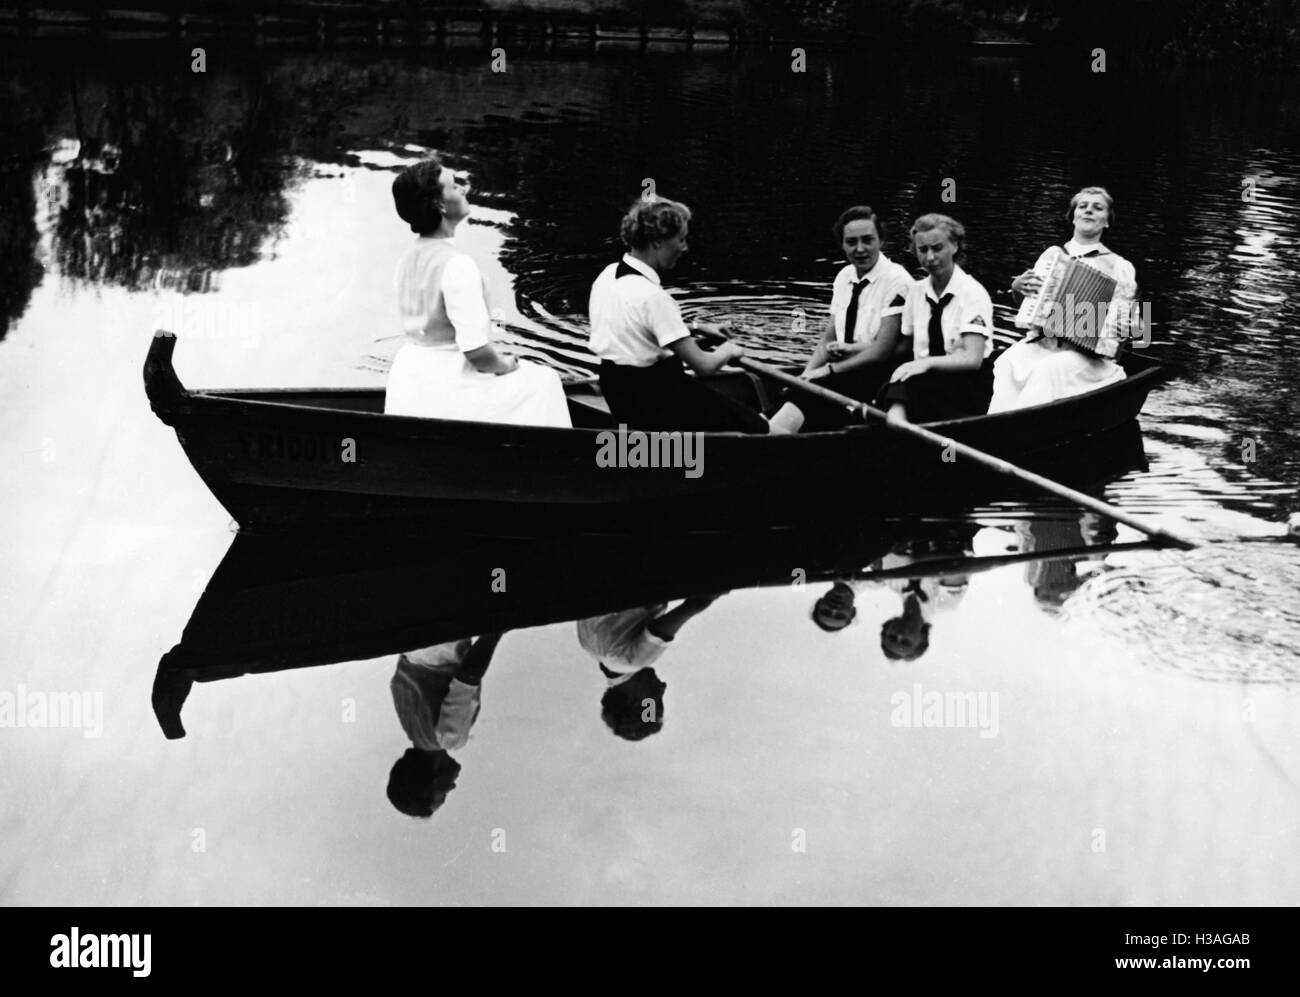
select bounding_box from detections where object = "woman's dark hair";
[832,205,885,246]
[620,197,691,250]
[392,157,447,236]
[880,615,932,662]
[386,748,461,818]
[811,581,858,633]
[600,668,668,741]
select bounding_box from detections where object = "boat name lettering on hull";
[239,431,354,464]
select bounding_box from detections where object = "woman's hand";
[826,341,863,360]
[714,341,745,366]
[691,320,731,340]
[889,359,931,383]
[465,343,518,375]
[1011,270,1043,296]
[802,365,831,381]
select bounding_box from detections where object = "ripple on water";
[1062,541,1300,685]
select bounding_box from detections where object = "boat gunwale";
[146,331,1171,444]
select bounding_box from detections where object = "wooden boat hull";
[144,332,1171,531]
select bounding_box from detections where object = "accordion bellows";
[1014,247,1120,358]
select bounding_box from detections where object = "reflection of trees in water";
[52,65,297,294]
[0,83,47,338]
[44,53,411,296]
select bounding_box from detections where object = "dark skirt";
[599,357,770,434]
[782,358,901,432]
[875,358,995,424]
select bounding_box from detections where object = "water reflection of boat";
[143,331,1171,531]
[152,421,1151,740]
[153,523,898,738]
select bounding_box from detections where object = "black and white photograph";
[1,0,1297,931]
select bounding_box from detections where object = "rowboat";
[143,331,1171,532]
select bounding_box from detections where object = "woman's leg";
[600,358,762,432]
[875,361,994,424]
[775,360,898,432]
[987,342,1031,414]
[1018,350,1123,408]
[680,375,771,433]
[507,361,573,428]
[599,362,660,429]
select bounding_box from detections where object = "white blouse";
[828,255,912,344]
[395,237,492,352]
[577,604,671,674]
[900,264,995,360]
[588,255,690,367]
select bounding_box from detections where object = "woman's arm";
[922,333,986,371]
[1105,258,1139,342]
[443,255,516,373]
[890,333,986,380]
[669,335,744,376]
[802,318,837,374]
[1010,247,1059,300]
[828,313,902,372]
[455,633,503,686]
[645,595,722,642]
[463,344,518,375]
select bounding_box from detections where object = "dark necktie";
[843,277,869,344]
[927,293,953,356]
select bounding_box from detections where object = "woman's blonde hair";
[910,213,966,261]
[620,197,692,249]
[1068,186,1116,226]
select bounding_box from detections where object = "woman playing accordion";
[988,187,1138,413]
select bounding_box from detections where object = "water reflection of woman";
[1017,513,1118,613]
[880,580,935,661]
[385,158,571,427]
[387,633,501,818]
[577,594,721,741]
[989,186,1137,412]
[812,581,858,632]
[820,530,975,660]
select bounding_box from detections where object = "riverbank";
[5,3,1296,61]
[0,0,1021,51]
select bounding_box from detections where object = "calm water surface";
[2,42,1299,905]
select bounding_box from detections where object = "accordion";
[1014,247,1120,358]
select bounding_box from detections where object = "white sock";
[767,402,805,434]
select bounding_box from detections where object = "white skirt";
[384,343,572,428]
[988,339,1125,414]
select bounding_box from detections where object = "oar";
[847,540,1161,584]
[736,357,1200,551]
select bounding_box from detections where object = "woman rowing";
[768,205,913,433]
[387,632,502,818]
[385,157,571,427]
[878,213,996,424]
[988,186,1136,413]
[578,592,723,741]
[588,197,771,433]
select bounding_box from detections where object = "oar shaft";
[738,357,1197,551]
[848,540,1159,584]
